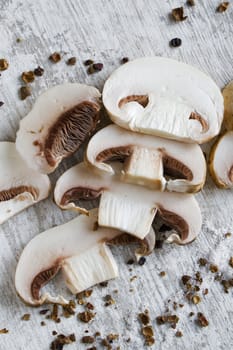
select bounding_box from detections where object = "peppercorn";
[170,38,182,47]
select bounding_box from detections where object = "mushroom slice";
[54,162,202,241]
[86,124,206,193]
[0,142,50,224]
[16,83,101,174]
[15,212,121,306]
[102,57,223,144]
[222,80,233,130]
[209,131,233,188]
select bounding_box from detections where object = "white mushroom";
[209,131,233,188]
[54,162,202,243]
[15,212,121,306]
[16,83,101,174]
[102,57,223,144]
[86,124,206,193]
[222,80,233,130]
[0,142,50,224]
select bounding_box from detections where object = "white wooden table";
[0,0,233,349]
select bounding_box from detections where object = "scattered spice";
[189,312,195,317]
[49,52,61,63]
[209,264,219,273]
[52,331,58,336]
[41,321,46,326]
[197,312,209,327]
[171,7,187,21]
[0,101,4,107]
[0,328,9,334]
[86,302,95,310]
[21,313,30,321]
[195,271,203,284]
[225,232,231,238]
[221,278,233,293]
[104,294,115,307]
[84,59,94,66]
[107,333,119,341]
[16,38,22,43]
[156,314,179,325]
[95,332,101,337]
[198,258,208,267]
[170,38,182,47]
[78,311,95,323]
[160,271,166,277]
[175,330,183,337]
[34,66,44,76]
[192,295,201,304]
[121,57,129,64]
[229,257,233,268]
[145,337,155,346]
[0,59,9,71]
[217,2,230,12]
[81,336,95,344]
[138,257,146,266]
[130,275,137,282]
[181,275,191,285]
[203,288,209,295]
[99,281,108,287]
[194,285,200,292]
[21,71,35,83]
[127,258,134,265]
[142,326,154,337]
[19,86,31,100]
[77,290,93,299]
[87,347,97,350]
[187,0,195,5]
[87,63,103,74]
[50,333,76,350]
[138,311,150,325]
[63,300,76,318]
[39,309,49,315]
[66,57,77,66]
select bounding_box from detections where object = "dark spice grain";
[171,7,187,21]
[170,38,182,47]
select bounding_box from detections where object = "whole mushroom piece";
[86,124,206,193]
[102,57,223,144]
[222,80,233,130]
[209,131,233,188]
[16,83,101,174]
[0,142,50,224]
[54,162,202,244]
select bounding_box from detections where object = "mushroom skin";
[102,57,223,144]
[86,124,206,193]
[222,81,233,130]
[209,131,233,188]
[0,142,50,224]
[15,212,120,306]
[54,162,202,244]
[16,84,101,174]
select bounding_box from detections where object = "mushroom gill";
[96,146,133,163]
[44,101,100,167]
[0,186,39,202]
[158,207,189,242]
[60,187,104,206]
[31,265,61,300]
[162,154,193,181]
[189,112,209,133]
[228,166,233,182]
[118,95,149,108]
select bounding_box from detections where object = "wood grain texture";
[0,0,233,349]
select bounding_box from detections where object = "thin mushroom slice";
[0,142,50,224]
[16,83,101,174]
[209,131,233,188]
[86,124,206,193]
[54,162,202,242]
[222,80,233,130]
[102,57,223,144]
[15,212,121,306]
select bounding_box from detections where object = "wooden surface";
[1,0,233,349]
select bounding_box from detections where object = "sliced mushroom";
[15,212,122,306]
[209,131,233,188]
[16,83,101,174]
[54,162,202,243]
[86,124,206,193]
[0,142,50,224]
[102,57,223,144]
[222,80,233,130]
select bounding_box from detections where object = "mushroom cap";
[15,212,120,306]
[222,80,233,130]
[103,57,223,144]
[209,131,233,188]
[86,124,206,193]
[0,142,50,224]
[54,162,202,244]
[16,83,101,174]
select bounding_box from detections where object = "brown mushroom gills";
[118,95,149,108]
[228,166,233,182]
[96,147,193,181]
[108,233,154,257]
[44,101,100,167]
[0,186,38,202]
[31,265,61,300]
[189,112,209,133]
[157,207,189,241]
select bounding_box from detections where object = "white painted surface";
[0,0,233,349]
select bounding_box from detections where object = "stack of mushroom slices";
[15,57,225,306]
